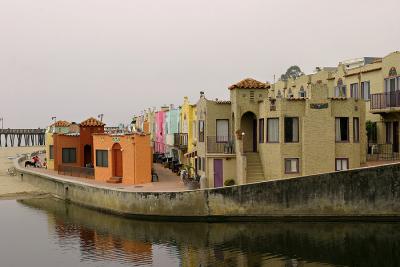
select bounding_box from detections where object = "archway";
[83,144,92,167]
[112,143,123,178]
[240,112,257,152]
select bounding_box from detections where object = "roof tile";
[229,78,268,90]
[80,117,105,127]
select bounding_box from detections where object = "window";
[62,148,76,163]
[267,118,279,143]
[197,157,201,171]
[198,120,205,142]
[398,77,400,91]
[96,150,108,167]
[250,90,255,101]
[259,119,265,143]
[353,117,359,143]
[385,78,397,93]
[386,122,392,144]
[361,81,370,100]
[335,117,349,142]
[216,119,229,143]
[334,79,347,97]
[284,117,299,143]
[336,158,349,171]
[350,83,359,99]
[299,87,306,97]
[285,158,299,174]
[49,145,54,160]
[202,157,205,171]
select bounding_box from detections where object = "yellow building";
[177,97,197,166]
[273,51,400,161]
[45,120,72,170]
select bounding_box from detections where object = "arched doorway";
[240,112,257,152]
[112,143,123,178]
[83,144,92,167]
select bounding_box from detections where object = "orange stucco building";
[92,133,152,184]
[52,117,105,171]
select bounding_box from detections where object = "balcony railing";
[371,91,400,110]
[174,133,188,149]
[58,165,94,179]
[367,143,400,161]
[207,136,235,154]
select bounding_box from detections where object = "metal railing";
[371,92,400,110]
[207,136,235,154]
[367,143,400,161]
[174,133,188,149]
[58,165,95,179]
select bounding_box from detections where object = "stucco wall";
[14,156,400,220]
[93,134,151,185]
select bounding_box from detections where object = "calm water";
[0,199,399,267]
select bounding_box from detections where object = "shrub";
[224,179,235,186]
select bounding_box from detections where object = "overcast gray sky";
[0,0,399,128]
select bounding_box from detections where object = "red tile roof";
[51,120,71,127]
[229,78,268,90]
[80,117,105,127]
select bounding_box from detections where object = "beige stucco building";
[195,78,366,188]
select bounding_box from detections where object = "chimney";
[200,91,205,98]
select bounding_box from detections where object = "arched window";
[389,67,397,77]
[335,78,347,97]
[385,67,399,93]
[299,86,306,97]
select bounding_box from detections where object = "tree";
[280,65,304,81]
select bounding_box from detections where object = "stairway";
[245,152,265,183]
[107,176,122,184]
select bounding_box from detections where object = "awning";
[184,150,197,158]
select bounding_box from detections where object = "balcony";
[371,92,400,113]
[174,133,188,150]
[207,136,235,154]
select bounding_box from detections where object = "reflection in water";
[9,198,400,267]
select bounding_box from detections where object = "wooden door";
[213,159,223,188]
[113,145,123,177]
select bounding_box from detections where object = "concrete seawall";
[14,156,400,221]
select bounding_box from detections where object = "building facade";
[92,133,152,184]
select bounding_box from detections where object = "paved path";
[30,163,187,192]
[0,147,45,198]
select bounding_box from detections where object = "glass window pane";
[216,120,229,142]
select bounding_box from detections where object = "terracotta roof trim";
[80,117,106,127]
[229,78,268,90]
[51,120,71,127]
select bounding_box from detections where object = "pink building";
[155,110,166,153]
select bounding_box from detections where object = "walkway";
[28,163,187,192]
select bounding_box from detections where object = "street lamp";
[98,114,104,122]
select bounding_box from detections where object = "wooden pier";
[0,129,46,147]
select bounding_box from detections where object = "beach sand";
[0,146,45,199]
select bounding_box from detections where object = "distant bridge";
[0,129,46,147]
